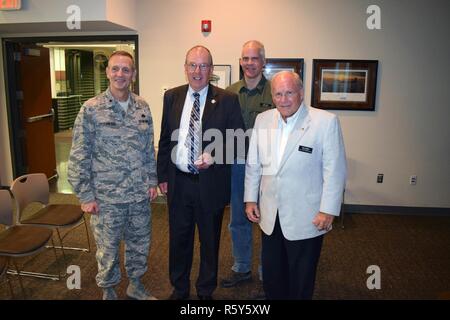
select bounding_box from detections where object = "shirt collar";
[188,85,209,98]
[238,75,267,94]
[105,87,135,109]
[278,102,304,126]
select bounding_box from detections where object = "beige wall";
[1,0,449,208]
[136,0,450,208]
[106,0,137,31]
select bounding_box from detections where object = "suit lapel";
[173,85,189,131]
[278,104,310,172]
[201,85,218,127]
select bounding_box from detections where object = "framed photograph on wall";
[210,65,231,89]
[240,58,304,82]
[311,59,378,111]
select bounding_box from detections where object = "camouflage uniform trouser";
[90,198,151,288]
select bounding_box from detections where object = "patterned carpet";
[1,193,449,300]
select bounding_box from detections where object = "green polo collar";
[238,75,268,94]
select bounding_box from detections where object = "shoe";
[197,294,213,300]
[102,287,118,300]
[220,271,252,288]
[168,290,188,300]
[126,279,158,300]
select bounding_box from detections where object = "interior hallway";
[50,130,73,194]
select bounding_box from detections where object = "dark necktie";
[186,92,200,174]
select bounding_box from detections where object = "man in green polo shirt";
[221,40,273,298]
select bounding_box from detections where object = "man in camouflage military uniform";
[68,51,158,300]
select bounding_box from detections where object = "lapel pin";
[211,99,216,104]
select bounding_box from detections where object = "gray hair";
[242,40,266,61]
[109,50,135,70]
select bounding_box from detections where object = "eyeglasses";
[273,91,298,99]
[186,63,211,72]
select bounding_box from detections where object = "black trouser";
[168,169,224,297]
[262,214,324,300]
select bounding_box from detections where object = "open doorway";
[3,35,138,194]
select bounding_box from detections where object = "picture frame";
[264,58,304,81]
[311,59,378,111]
[240,58,304,82]
[210,64,231,89]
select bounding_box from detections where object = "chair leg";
[50,237,62,280]
[7,268,60,281]
[47,216,91,253]
[7,238,62,281]
[6,273,14,299]
[2,258,15,299]
[12,260,26,299]
[83,214,91,253]
[55,228,69,270]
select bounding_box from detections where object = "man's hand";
[81,201,99,215]
[158,182,168,195]
[148,187,158,201]
[312,211,334,231]
[245,202,261,223]
[194,153,214,170]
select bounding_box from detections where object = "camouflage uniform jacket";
[68,88,157,204]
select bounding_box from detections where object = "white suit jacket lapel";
[278,104,310,173]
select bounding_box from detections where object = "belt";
[176,168,199,181]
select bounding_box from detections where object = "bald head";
[271,71,303,90]
[184,45,214,91]
[271,71,304,121]
[185,45,213,65]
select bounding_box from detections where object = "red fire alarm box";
[201,20,211,32]
[0,0,21,10]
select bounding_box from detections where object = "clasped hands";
[193,152,214,170]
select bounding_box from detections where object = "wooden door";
[19,45,56,178]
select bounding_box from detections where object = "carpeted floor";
[1,193,449,300]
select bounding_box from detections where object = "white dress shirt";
[276,104,302,170]
[176,85,208,172]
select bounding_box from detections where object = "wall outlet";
[410,175,417,185]
[377,173,384,183]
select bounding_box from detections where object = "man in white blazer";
[244,71,347,299]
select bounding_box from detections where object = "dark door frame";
[2,35,139,178]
